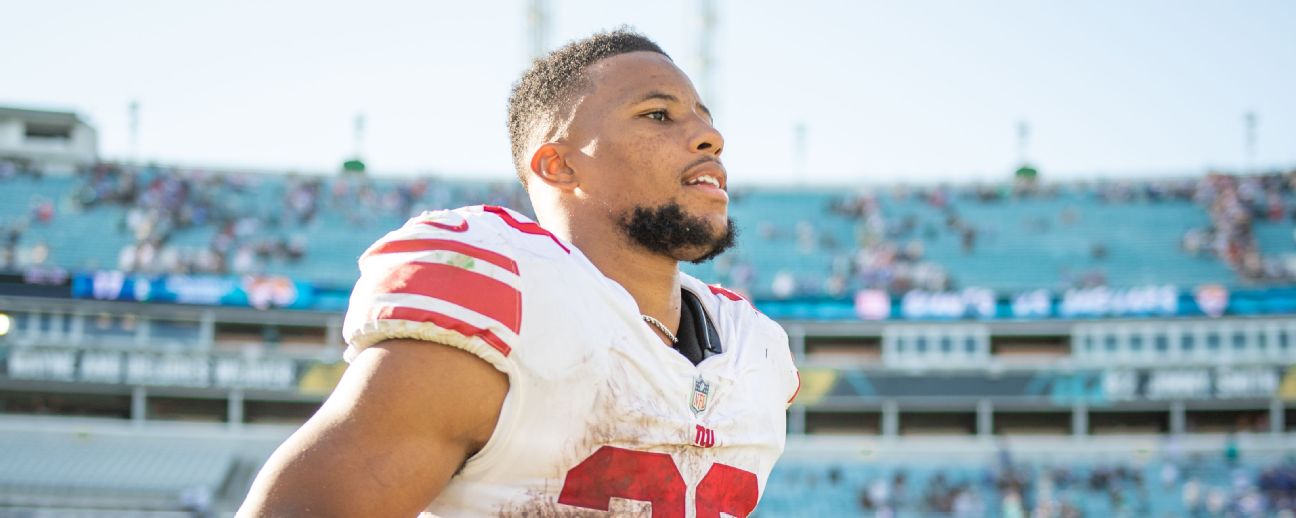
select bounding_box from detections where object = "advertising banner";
[822,284,1296,322]
[0,345,346,394]
[71,271,315,310]
[792,366,1290,406]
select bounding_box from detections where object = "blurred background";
[1,1,1295,516]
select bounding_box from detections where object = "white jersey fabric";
[342,205,799,517]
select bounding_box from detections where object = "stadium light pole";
[354,113,365,162]
[1243,111,1257,174]
[794,122,808,184]
[128,100,140,165]
[527,0,550,61]
[1017,120,1029,166]
[695,0,718,114]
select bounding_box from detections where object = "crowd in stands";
[67,162,527,280]
[0,158,524,278]
[1182,172,1296,282]
[0,159,52,271]
[827,192,954,296]
[1,222,26,271]
[1,158,538,282]
[4,157,1295,296]
[776,453,1296,517]
[793,171,1296,299]
[76,162,302,276]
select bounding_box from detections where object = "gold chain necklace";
[641,315,679,344]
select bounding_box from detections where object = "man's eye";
[645,110,669,121]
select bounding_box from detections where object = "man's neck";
[568,224,682,335]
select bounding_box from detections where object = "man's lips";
[681,158,727,191]
[683,168,729,203]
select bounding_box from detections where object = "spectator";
[1091,242,1108,260]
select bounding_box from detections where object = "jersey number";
[557,446,758,518]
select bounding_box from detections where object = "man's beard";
[618,201,737,264]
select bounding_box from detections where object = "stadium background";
[2,2,1296,517]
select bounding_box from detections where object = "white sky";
[2,0,1294,185]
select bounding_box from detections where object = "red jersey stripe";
[419,219,469,232]
[709,284,758,311]
[707,284,746,302]
[374,262,521,334]
[364,238,519,275]
[482,205,570,253]
[374,305,513,356]
[788,371,801,404]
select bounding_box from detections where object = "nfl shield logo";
[690,376,711,416]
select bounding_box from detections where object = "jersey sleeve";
[341,208,522,373]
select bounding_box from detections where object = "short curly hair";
[506,28,669,186]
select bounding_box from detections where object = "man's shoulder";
[345,205,563,363]
[681,274,799,405]
[680,274,783,337]
[368,205,572,262]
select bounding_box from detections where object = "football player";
[239,29,798,517]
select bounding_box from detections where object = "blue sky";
[2,0,1293,185]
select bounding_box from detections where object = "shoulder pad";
[342,206,526,371]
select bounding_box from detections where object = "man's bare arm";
[237,339,508,517]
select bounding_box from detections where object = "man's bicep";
[238,339,509,517]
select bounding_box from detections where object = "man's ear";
[529,143,578,192]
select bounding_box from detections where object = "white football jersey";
[342,205,800,517]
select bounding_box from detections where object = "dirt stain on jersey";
[491,339,770,516]
[494,482,643,517]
